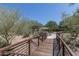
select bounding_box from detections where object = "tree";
[31,23,42,33]
[45,21,58,32]
[14,18,43,37]
[0,8,43,48]
[59,9,79,50]
[0,8,20,45]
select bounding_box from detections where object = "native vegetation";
[59,9,79,51]
[0,8,42,48]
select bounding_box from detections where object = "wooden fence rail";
[53,32,75,56]
[0,33,47,56]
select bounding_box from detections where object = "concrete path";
[47,33,56,39]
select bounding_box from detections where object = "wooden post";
[28,40,31,55]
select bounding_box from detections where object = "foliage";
[60,9,79,50]
[45,21,58,32]
[0,8,43,48]
[0,8,20,45]
[0,36,8,48]
[59,9,79,32]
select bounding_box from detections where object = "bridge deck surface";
[31,33,56,56]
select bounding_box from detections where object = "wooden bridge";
[0,32,76,56]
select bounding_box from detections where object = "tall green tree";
[60,9,79,32]
[45,21,58,32]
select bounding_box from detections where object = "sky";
[0,3,79,25]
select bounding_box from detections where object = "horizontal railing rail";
[0,33,47,56]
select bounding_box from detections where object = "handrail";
[10,36,40,47]
[0,33,47,56]
[54,32,75,56]
[0,36,39,49]
[57,33,75,56]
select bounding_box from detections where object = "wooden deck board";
[31,39,53,56]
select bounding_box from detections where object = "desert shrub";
[75,40,79,47]
[22,33,30,38]
[0,36,8,48]
[63,33,71,44]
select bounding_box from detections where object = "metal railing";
[0,33,47,56]
[53,32,75,56]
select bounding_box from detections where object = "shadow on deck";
[31,38,53,56]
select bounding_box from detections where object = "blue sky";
[0,3,79,24]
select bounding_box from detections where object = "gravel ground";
[11,33,56,45]
[11,36,31,45]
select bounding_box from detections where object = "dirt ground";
[11,36,31,45]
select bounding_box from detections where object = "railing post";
[61,33,65,56]
[38,37,40,46]
[62,42,65,56]
[44,34,47,40]
[43,35,44,41]
[0,49,5,56]
[42,35,43,42]
[56,32,75,56]
[56,32,61,56]
[28,40,31,55]
[58,36,61,55]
